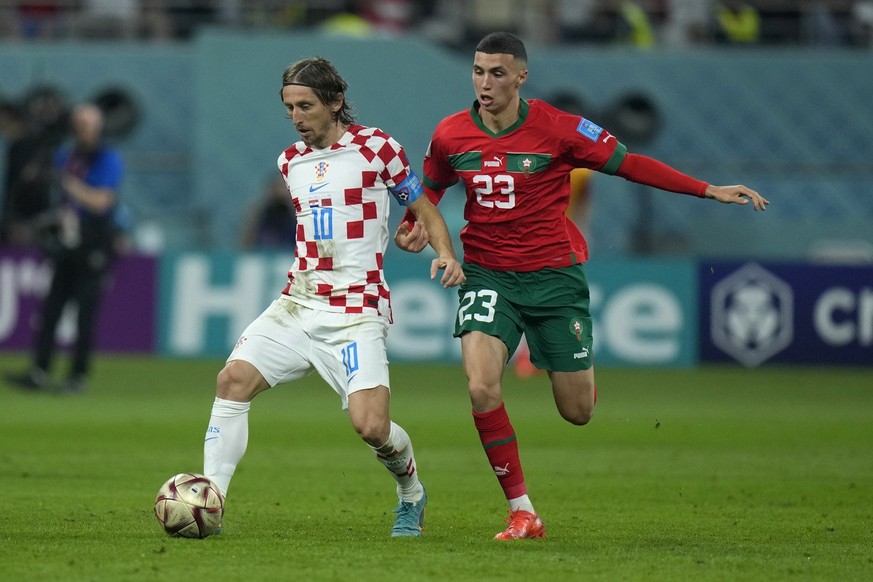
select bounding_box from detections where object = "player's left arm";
[395,130,458,252]
[702,183,769,210]
[614,152,769,211]
[407,194,465,287]
[382,144,464,286]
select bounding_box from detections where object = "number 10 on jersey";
[312,207,334,240]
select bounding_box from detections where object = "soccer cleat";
[391,485,427,537]
[4,369,51,392]
[494,510,546,540]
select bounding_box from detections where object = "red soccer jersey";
[420,99,626,271]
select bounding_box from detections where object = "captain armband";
[389,171,424,206]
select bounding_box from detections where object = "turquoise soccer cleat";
[390,486,427,537]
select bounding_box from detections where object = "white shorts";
[227,296,390,409]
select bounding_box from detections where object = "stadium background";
[1,24,871,368]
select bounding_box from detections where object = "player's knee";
[216,362,257,401]
[353,417,389,446]
[468,380,501,411]
[559,402,594,426]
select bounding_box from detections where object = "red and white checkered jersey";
[277,124,416,317]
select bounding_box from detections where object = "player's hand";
[394,220,429,252]
[705,184,769,211]
[431,257,465,288]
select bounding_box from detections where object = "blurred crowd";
[0,0,872,48]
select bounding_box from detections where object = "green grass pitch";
[1,352,871,581]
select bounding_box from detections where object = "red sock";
[473,403,527,499]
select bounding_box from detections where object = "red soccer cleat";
[494,510,546,540]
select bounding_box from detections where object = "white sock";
[509,494,535,514]
[203,397,251,497]
[371,422,423,503]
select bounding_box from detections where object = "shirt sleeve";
[422,128,459,191]
[615,153,708,197]
[559,114,627,174]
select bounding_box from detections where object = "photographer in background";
[5,103,125,394]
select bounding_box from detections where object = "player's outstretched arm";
[705,184,769,211]
[614,153,769,212]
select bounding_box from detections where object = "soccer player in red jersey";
[395,32,768,540]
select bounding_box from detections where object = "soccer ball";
[154,473,224,538]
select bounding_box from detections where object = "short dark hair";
[280,56,355,125]
[475,32,527,66]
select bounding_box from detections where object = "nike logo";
[204,436,219,442]
[309,183,329,192]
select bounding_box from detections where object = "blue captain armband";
[388,171,424,206]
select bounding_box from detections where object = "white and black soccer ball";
[154,473,224,538]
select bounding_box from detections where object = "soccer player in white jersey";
[202,56,465,537]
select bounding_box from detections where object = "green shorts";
[454,262,593,371]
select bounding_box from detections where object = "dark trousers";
[33,248,110,379]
